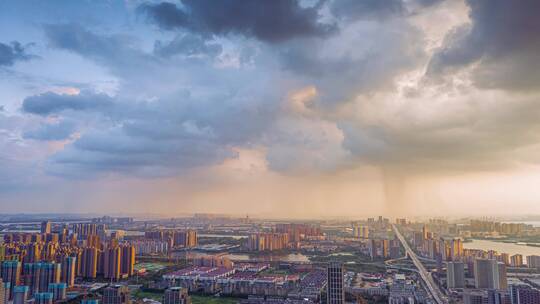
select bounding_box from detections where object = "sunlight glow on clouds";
[1,0,540,217]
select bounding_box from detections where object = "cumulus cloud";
[139,0,336,43]
[0,41,33,66]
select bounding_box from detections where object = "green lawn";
[133,290,242,304]
[132,290,163,301]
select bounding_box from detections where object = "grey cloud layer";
[0,41,33,66]
[427,0,540,90]
[22,91,113,115]
[139,0,336,43]
[7,0,540,181]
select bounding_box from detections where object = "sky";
[1,0,540,218]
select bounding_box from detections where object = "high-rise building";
[73,224,106,240]
[41,221,51,235]
[511,255,523,267]
[0,278,5,304]
[497,262,508,290]
[163,287,190,304]
[474,259,507,290]
[526,255,540,269]
[23,262,61,295]
[509,284,540,304]
[381,239,390,258]
[474,259,495,289]
[81,247,98,279]
[173,230,198,248]
[352,225,369,239]
[487,289,511,304]
[24,243,41,263]
[34,292,53,304]
[2,282,10,304]
[12,286,29,304]
[463,290,486,304]
[447,261,465,289]
[48,283,67,301]
[120,245,135,276]
[247,233,288,251]
[1,260,21,299]
[327,262,344,304]
[450,238,464,260]
[499,253,511,266]
[61,256,76,287]
[369,239,377,260]
[102,285,131,304]
[104,247,121,280]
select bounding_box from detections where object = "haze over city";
[2,0,540,218]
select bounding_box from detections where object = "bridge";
[392,224,448,304]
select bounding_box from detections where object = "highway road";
[392,224,448,304]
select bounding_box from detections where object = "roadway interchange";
[392,224,448,304]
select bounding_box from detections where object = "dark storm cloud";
[0,41,33,66]
[139,0,336,43]
[22,91,113,115]
[427,0,540,90]
[23,120,76,141]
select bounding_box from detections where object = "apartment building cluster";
[0,222,135,304]
[143,230,198,249]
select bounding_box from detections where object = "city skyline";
[2,0,540,217]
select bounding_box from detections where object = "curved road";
[392,224,448,304]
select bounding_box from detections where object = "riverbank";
[464,239,540,258]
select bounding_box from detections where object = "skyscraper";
[81,247,98,279]
[474,259,507,290]
[447,261,465,289]
[120,245,135,276]
[327,262,344,304]
[474,258,495,289]
[1,260,21,299]
[23,262,61,295]
[104,247,121,280]
[61,256,76,287]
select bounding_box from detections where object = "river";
[464,239,540,260]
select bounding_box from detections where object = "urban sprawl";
[0,215,539,304]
